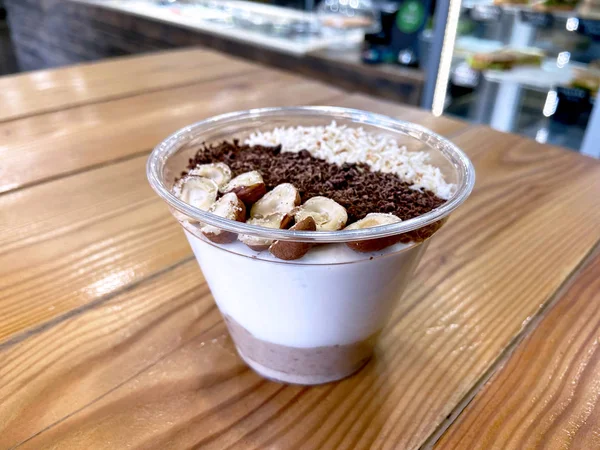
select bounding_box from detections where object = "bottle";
[390,0,432,67]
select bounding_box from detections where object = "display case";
[424,0,600,154]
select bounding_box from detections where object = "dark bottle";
[389,0,433,67]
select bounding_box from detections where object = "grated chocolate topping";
[185,141,445,224]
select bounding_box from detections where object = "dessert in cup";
[147,107,475,385]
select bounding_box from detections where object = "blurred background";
[2,0,599,156]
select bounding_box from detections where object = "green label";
[396,0,426,34]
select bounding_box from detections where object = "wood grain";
[0,70,342,194]
[0,260,221,448]
[436,249,600,450]
[0,47,258,122]
[2,125,599,449]
[0,156,188,343]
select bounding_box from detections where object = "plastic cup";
[147,106,475,385]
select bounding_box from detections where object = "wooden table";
[1,47,599,450]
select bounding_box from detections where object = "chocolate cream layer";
[224,314,379,380]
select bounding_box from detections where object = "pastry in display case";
[531,0,578,12]
[570,63,600,94]
[467,47,544,70]
[494,0,529,5]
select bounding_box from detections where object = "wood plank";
[0,47,260,122]
[0,70,342,194]
[0,156,187,342]
[2,127,600,449]
[0,260,220,449]
[436,250,600,450]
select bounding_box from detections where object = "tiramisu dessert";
[165,120,459,385]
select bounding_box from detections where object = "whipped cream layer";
[185,229,427,348]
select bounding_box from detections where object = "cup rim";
[147,106,475,243]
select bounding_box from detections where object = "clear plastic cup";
[147,106,475,385]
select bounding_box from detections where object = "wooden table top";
[1,47,599,450]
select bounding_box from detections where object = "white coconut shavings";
[244,121,455,199]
